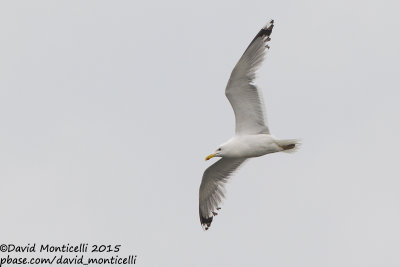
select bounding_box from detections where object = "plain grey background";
[1,0,400,266]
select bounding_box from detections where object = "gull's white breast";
[223,134,281,158]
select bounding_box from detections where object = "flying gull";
[199,20,299,230]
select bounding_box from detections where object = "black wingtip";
[200,214,213,231]
[199,205,215,231]
[260,19,274,37]
[236,19,275,59]
[264,19,274,29]
[245,20,274,50]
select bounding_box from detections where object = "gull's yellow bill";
[205,153,216,161]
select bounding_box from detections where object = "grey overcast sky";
[1,0,400,266]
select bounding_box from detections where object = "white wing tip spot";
[263,19,274,30]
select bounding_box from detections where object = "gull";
[199,20,299,230]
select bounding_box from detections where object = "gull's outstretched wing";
[199,158,246,230]
[225,20,274,135]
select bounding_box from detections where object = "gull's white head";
[205,146,224,161]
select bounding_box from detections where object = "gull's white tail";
[276,139,301,153]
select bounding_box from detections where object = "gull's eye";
[217,148,222,151]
